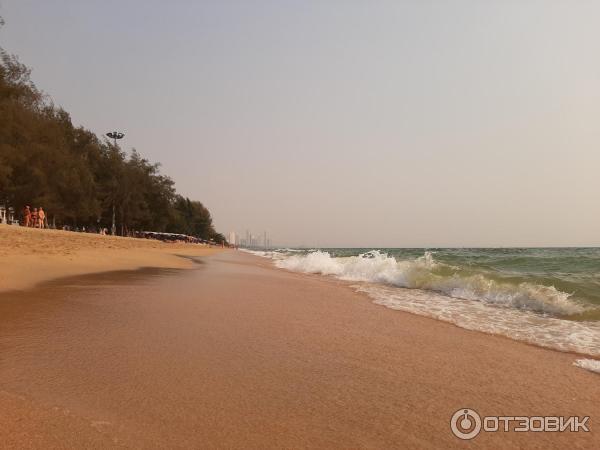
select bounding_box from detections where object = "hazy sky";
[1,1,599,247]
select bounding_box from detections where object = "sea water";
[245,248,600,357]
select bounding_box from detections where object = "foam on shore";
[244,249,600,357]
[574,359,600,374]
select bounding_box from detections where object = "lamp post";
[106,131,124,147]
[106,131,125,236]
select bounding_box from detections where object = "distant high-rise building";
[228,231,237,245]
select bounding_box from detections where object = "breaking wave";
[274,250,585,316]
[246,249,600,356]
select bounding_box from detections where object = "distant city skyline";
[228,230,272,249]
[2,1,600,247]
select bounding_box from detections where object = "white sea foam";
[261,249,600,356]
[274,250,585,316]
[360,284,600,356]
[240,249,285,259]
[574,359,600,374]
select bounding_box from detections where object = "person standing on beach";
[38,207,45,229]
[23,206,31,227]
[31,208,38,228]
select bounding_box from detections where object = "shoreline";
[1,247,599,448]
[3,228,597,364]
[0,224,225,292]
[281,265,599,359]
[247,250,600,360]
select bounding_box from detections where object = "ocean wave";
[274,250,585,316]
[239,249,286,259]
[360,284,600,356]
[246,248,600,356]
[574,359,600,374]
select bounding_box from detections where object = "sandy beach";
[5,2,600,448]
[1,244,598,448]
[0,224,223,292]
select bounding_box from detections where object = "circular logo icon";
[450,408,482,440]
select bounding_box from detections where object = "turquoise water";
[247,247,600,356]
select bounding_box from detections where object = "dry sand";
[1,245,599,448]
[0,224,223,292]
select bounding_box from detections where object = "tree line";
[0,22,225,243]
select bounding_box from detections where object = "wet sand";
[1,251,599,448]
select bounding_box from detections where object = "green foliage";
[0,40,221,240]
[167,196,215,238]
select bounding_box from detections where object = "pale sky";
[1,1,599,247]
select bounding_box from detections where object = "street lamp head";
[106,131,125,140]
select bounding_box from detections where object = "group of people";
[23,205,47,228]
